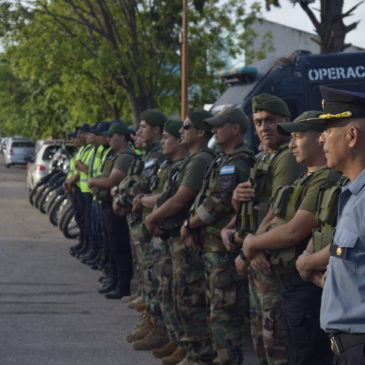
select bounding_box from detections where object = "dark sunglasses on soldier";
[182,123,196,130]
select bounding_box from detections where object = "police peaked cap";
[187,109,213,131]
[252,93,290,117]
[164,119,183,138]
[278,110,325,135]
[141,109,167,127]
[308,86,365,123]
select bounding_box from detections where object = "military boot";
[127,295,144,309]
[125,319,153,343]
[135,303,146,313]
[121,291,140,303]
[161,346,187,365]
[132,327,169,351]
[151,342,177,359]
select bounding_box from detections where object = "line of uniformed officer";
[64,87,365,365]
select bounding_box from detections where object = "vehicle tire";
[39,186,55,214]
[5,164,10,168]
[48,194,68,226]
[59,206,79,240]
[45,190,59,215]
[34,184,50,210]
[29,183,45,206]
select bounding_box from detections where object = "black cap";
[310,87,365,123]
[77,123,91,132]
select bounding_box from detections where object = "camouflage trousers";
[129,221,163,325]
[248,270,288,365]
[202,250,245,365]
[171,238,214,364]
[155,236,183,343]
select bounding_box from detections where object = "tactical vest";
[79,145,94,193]
[155,158,187,233]
[269,172,318,272]
[237,144,289,237]
[312,175,348,252]
[95,150,136,203]
[193,145,254,239]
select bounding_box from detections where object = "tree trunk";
[318,0,346,53]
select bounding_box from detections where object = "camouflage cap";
[252,93,290,117]
[309,86,365,123]
[101,120,129,136]
[205,106,249,129]
[164,119,183,138]
[141,109,167,127]
[187,109,213,131]
[277,110,325,135]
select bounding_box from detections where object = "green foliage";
[0,0,270,138]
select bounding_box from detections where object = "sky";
[247,0,365,49]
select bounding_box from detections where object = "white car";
[26,141,75,191]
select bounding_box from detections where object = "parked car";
[4,138,34,168]
[1,137,9,154]
[26,141,76,191]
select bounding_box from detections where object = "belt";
[330,333,365,355]
[279,271,304,287]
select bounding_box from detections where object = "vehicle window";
[42,145,61,160]
[12,142,35,148]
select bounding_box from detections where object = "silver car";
[4,138,34,168]
[26,141,75,191]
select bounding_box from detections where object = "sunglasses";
[182,123,196,130]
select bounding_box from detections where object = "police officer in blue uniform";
[311,86,365,365]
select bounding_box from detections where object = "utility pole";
[181,0,188,119]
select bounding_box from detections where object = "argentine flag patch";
[219,165,235,175]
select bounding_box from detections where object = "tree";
[0,0,270,137]
[264,0,364,53]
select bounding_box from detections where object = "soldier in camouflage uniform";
[241,112,341,365]
[88,120,137,299]
[116,110,168,349]
[137,120,187,360]
[180,107,254,365]
[229,94,304,365]
[143,109,215,364]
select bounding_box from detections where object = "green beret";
[101,120,130,136]
[141,109,167,127]
[252,93,290,117]
[205,107,249,130]
[277,110,325,135]
[164,119,183,138]
[187,109,213,131]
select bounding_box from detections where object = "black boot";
[98,279,116,294]
[105,269,131,299]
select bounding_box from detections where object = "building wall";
[251,19,362,59]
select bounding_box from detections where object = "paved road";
[0,156,257,365]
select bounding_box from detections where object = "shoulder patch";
[144,159,155,169]
[220,165,235,175]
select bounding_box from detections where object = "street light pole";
[181,0,188,120]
